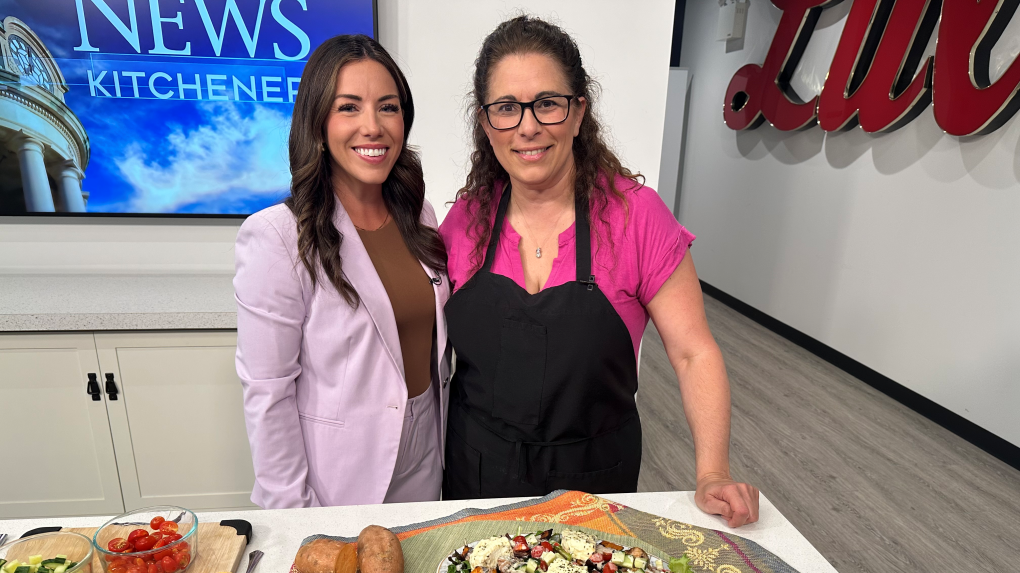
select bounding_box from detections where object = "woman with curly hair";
[440,16,760,527]
[234,35,450,508]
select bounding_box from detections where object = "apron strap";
[574,192,595,290]
[484,183,594,290]
[482,183,513,273]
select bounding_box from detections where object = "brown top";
[358,217,436,398]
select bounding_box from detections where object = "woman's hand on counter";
[695,472,760,528]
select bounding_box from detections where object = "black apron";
[443,185,641,499]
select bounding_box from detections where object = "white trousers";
[383,384,443,503]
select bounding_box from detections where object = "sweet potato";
[295,539,348,573]
[357,525,404,573]
[334,542,359,573]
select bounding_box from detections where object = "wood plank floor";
[636,294,1020,573]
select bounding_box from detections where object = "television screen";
[0,0,376,216]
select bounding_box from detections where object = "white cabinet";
[96,332,256,511]
[0,334,124,519]
[0,331,257,519]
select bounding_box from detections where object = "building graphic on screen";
[0,17,89,213]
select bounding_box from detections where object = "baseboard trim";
[700,280,1020,473]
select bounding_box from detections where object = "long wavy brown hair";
[457,15,642,272]
[286,35,446,306]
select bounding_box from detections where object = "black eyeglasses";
[481,95,576,130]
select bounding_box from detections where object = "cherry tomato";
[604,564,618,573]
[109,564,128,573]
[530,546,545,559]
[540,542,553,551]
[150,516,166,530]
[171,542,190,554]
[590,553,604,564]
[602,553,613,564]
[167,534,182,543]
[108,538,133,553]
[147,564,159,573]
[153,540,173,562]
[127,529,149,544]
[160,556,178,573]
[174,553,191,570]
[150,533,163,542]
[159,522,178,535]
[512,536,527,544]
[132,558,147,568]
[134,535,158,551]
[538,561,548,572]
[126,566,145,573]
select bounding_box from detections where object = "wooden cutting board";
[8,523,248,573]
[69,523,247,573]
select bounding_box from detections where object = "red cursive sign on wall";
[723,0,1020,136]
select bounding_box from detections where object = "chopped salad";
[444,529,693,573]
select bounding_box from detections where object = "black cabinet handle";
[86,373,101,401]
[104,373,119,400]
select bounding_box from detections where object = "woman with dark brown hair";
[234,35,451,508]
[440,16,760,527]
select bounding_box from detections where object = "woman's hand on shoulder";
[695,472,760,528]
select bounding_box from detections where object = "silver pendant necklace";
[512,195,570,259]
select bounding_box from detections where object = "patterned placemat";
[297,490,800,573]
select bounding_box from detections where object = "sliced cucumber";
[27,558,42,567]
[52,559,65,563]
[525,559,539,573]
[0,561,6,571]
[611,552,625,566]
[52,566,66,573]
[633,557,647,570]
[4,560,22,573]
[41,559,66,568]
[28,565,39,573]
[15,566,30,573]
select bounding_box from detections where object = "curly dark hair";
[457,15,642,272]
[286,34,446,306]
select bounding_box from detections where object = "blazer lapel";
[420,260,449,378]
[416,203,450,383]
[332,200,405,381]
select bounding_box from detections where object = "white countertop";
[0,493,836,573]
[0,275,236,331]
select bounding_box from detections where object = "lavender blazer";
[234,199,451,508]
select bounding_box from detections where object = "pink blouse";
[439,175,696,360]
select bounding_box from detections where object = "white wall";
[657,68,691,217]
[0,0,674,278]
[678,1,1020,446]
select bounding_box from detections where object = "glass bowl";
[92,507,197,573]
[0,531,94,573]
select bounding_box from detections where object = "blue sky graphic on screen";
[0,0,374,214]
